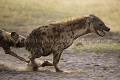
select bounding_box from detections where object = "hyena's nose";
[105,27,110,32]
[107,28,110,31]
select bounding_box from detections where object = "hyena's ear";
[86,15,94,23]
[11,32,19,41]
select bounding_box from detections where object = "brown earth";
[0,47,120,80]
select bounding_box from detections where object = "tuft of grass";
[71,43,120,52]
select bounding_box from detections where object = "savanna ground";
[0,0,120,80]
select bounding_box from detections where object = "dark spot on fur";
[44,26,48,28]
[68,33,71,36]
[52,27,57,32]
[47,35,50,38]
[61,36,64,38]
[42,32,46,35]
[47,35,53,39]
[58,46,61,49]
[53,27,64,33]
[54,34,60,38]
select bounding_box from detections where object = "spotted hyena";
[0,29,29,63]
[24,14,110,72]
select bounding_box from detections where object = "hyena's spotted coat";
[25,14,110,72]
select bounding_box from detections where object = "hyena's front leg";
[53,51,63,72]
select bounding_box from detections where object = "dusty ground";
[0,43,120,80]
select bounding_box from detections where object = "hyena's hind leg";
[41,61,53,67]
[27,54,39,71]
[27,47,43,71]
[27,55,53,71]
[27,49,53,71]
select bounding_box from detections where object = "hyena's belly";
[40,41,54,56]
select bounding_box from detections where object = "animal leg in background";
[3,46,29,63]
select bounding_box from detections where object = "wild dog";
[0,29,29,63]
[24,14,110,72]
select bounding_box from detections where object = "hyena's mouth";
[0,36,4,40]
[95,28,105,37]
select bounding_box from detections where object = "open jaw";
[0,36,4,40]
[95,28,105,37]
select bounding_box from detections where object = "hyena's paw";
[26,62,39,71]
[41,61,53,67]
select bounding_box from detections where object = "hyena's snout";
[104,26,110,32]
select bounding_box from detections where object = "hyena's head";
[0,29,26,47]
[86,14,110,37]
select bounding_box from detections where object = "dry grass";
[72,42,120,52]
[0,0,120,32]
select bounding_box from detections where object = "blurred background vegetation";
[0,0,120,52]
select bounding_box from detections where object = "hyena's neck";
[70,19,90,39]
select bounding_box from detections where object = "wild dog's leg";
[28,54,39,71]
[6,51,30,63]
[3,46,29,63]
[53,51,63,72]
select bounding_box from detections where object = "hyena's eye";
[99,23,103,26]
